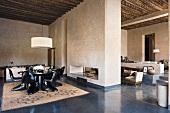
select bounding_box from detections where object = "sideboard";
[121,63,164,74]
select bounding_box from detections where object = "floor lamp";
[153,49,159,62]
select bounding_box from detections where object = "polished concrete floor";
[0,77,170,113]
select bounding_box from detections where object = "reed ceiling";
[0,0,169,30]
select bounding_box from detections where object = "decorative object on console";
[121,56,125,62]
[159,59,169,71]
[143,66,148,73]
[124,56,129,62]
[147,66,155,75]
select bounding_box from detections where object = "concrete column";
[61,19,67,74]
[104,0,121,86]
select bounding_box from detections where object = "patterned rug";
[1,81,89,111]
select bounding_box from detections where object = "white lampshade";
[153,49,159,53]
[31,37,52,48]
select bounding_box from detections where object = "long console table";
[121,63,164,74]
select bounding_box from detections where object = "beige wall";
[127,22,168,62]
[0,18,49,66]
[121,29,127,57]
[105,0,121,86]
[50,0,105,86]
[49,0,121,86]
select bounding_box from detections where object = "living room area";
[121,21,169,108]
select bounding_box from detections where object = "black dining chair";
[60,66,65,78]
[11,68,39,95]
[42,69,60,92]
[44,66,65,80]
[41,66,65,91]
[8,68,22,82]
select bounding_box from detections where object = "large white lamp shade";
[31,37,52,48]
[153,49,159,53]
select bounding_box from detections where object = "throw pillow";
[123,70,131,76]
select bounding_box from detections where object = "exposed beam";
[121,9,168,27]
[144,0,164,11]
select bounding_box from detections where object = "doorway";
[145,33,155,61]
[48,48,55,68]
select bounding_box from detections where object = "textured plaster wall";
[105,0,121,86]
[0,18,49,66]
[49,0,121,86]
[127,22,168,62]
[49,20,67,73]
[49,0,105,86]
[121,30,127,57]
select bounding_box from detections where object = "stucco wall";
[127,22,168,62]
[49,0,105,86]
[0,18,49,66]
[105,0,121,86]
[49,0,121,86]
[121,30,127,57]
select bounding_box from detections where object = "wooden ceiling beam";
[0,4,58,20]
[0,1,62,18]
[123,0,149,14]
[57,0,80,6]
[0,10,55,22]
[121,6,140,16]
[5,0,64,15]
[10,0,70,12]
[121,11,136,21]
[139,0,164,11]
[126,0,155,13]
[66,0,83,4]
[121,9,168,27]
[44,0,77,8]
[122,16,168,30]
[0,0,84,25]
[0,14,52,25]
[0,10,55,24]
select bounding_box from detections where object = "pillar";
[104,0,121,86]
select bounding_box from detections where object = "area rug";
[1,81,89,111]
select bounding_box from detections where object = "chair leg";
[26,82,39,95]
[42,81,58,92]
[52,82,62,87]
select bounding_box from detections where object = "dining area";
[1,65,89,112]
[3,65,65,95]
